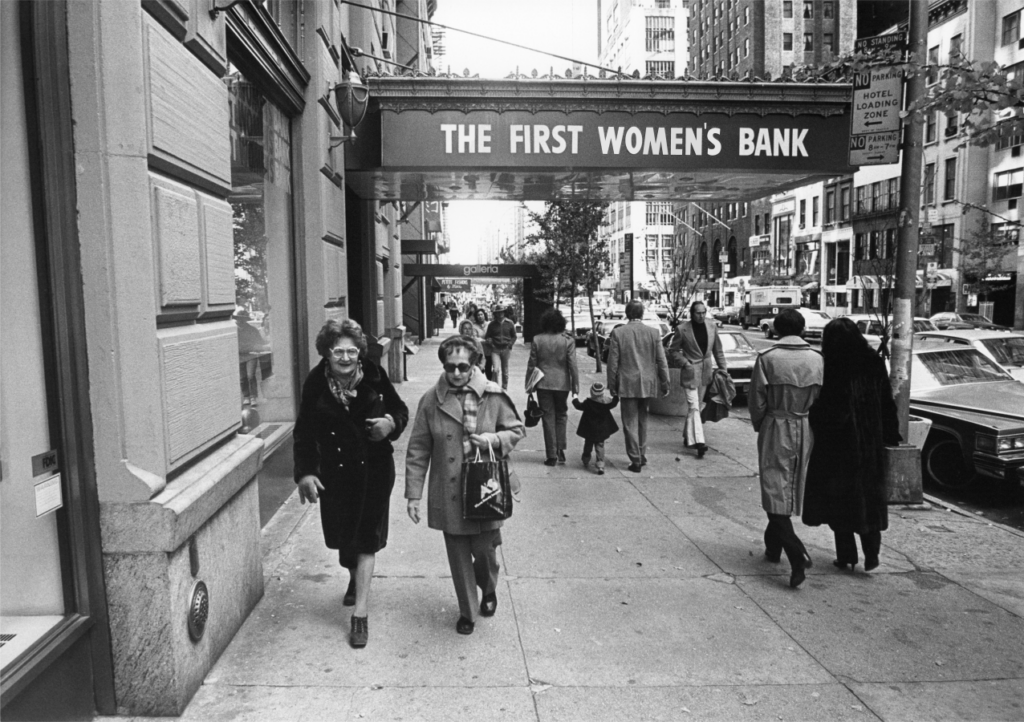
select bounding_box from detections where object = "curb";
[921,492,1024,539]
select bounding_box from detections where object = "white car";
[760,307,831,340]
[915,329,1024,383]
[842,314,938,350]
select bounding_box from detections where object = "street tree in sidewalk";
[525,201,610,370]
[652,229,703,328]
[958,221,1020,304]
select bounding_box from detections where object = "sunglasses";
[443,362,473,374]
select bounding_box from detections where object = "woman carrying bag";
[405,336,525,635]
[525,308,579,466]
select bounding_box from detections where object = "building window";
[783,33,793,51]
[656,0,670,8]
[925,112,937,144]
[872,182,883,211]
[997,131,1023,152]
[856,185,868,214]
[646,60,674,77]
[994,168,1024,200]
[646,234,659,250]
[783,1,793,18]
[1003,9,1021,46]
[812,196,819,225]
[840,186,851,220]
[824,33,835,54]
[799,199,806,226]
[646,15,675,52]
[803,1,813,18]
[754,215,761,235]
[227,66,296,418]
[927,45,939,84]
[804,33,813,51]
[923,162,936,204]
[646,201,673,225]
[943,157,957,201]
[744,38,750,56]
[825,189,835,223]
[887,178,899,209]
[949,33,962,62]
[744,6,750,24]
[823,1,834,19]
[945,113,959,138]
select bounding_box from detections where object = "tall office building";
[598,0,690,299]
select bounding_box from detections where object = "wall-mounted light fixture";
[325,71,370,147]
[209,0,258,20]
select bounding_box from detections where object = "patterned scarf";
[327,364,363,407]
[450,382,479,456]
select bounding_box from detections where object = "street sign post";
[849,32,906,166]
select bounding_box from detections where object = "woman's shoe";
[790,555,812,589]
[543,458,557,467]
[765,550,782,563]
[832,559,856,571]
[480,592,497,617]
[456,616,475,635]
[343,578,356,606]
[864,555,880,571]
[349,616,368,648]
[696,444,708,459]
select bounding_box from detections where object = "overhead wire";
[339,0,623,77]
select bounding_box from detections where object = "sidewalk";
[122,337,1024,721]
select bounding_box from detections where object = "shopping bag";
[462,444,513,521]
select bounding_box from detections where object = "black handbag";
[524,393,542,427]
[462,445,513,521]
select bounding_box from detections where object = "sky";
[429,0,600,262]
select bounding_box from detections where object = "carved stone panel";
[145,15,231,193]
[185,0,227,77]
[159,322,240,469]
[151,174,201,310]
[197,191,236,312]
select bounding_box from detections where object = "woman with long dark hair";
[526,308,579,465]
[802,317,900,572]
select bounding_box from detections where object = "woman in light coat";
[405,336,525,635]
[525,308,579,465]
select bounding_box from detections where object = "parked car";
[930,311,1009,331]
[760,307,831,340]
[586,316,672,362]
[915,329,1024,383]
[909,338,1024,489]
[717,330,759,397]
[841,314,938,350]
[650,303,671,319]
[712,306,742,325]
[603,303,627,320]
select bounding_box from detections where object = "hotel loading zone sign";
[849,32,906,166]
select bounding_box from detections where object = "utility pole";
[889,0,929,440]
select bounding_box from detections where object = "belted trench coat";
[405,368,525,535]
[748,337,823,516]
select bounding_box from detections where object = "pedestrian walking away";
[526,308,579,466]
[803,317,901,573]
[485,305,518,390]
[405,336,526,635]
[474,308,494,378]
[572,382,620,474]
[748,308,823,589]
[293,319,409,649]
[606,300,670,472]
[668,300,727,459]
[447,299,459,328]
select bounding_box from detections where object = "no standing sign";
[849,32,906,166]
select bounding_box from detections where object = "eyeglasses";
[330,347,360,359]
[443,362,473,374]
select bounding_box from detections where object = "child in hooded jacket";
[572,382,620,474]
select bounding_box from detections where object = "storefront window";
[1,7,67,668]
[225,65,297,422]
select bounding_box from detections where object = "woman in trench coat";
[405,335,525,635]
[803,317,901,572]
[294,319,409,649]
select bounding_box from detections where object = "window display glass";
[225,65,297,422]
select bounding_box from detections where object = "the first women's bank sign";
[382,110,853,171]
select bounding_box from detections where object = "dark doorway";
[345,186,368,327]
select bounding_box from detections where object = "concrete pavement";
[118,335,1024,722]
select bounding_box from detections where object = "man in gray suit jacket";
[668,300,727,459]
[607,300,670,472]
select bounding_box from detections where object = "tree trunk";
[589,291,602,373]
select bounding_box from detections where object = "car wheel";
[763,325,773,339]
[922,434,973,490]
[741,322,748,330]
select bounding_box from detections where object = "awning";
[848,270,954,290]
[801,281,820,291]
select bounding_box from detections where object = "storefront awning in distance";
[345,74,858,202]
